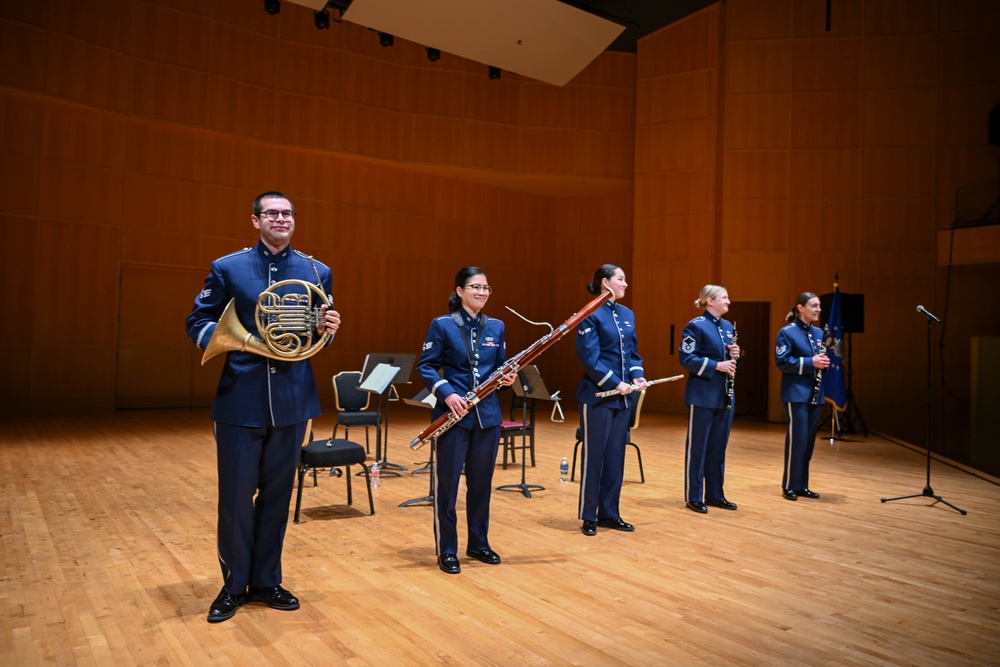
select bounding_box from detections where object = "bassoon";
[409,288,613,449]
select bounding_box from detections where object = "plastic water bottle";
[560,457,569,483]
[370,461,380,488]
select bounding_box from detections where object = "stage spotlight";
[314,9,330,29]
[263,0,280,15]
[488,66,501,80]
[379,32,394,47]
[426,47,441,62]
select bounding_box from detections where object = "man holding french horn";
[186,191,341,623]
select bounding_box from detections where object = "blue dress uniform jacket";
[774,319,825,405]
[679,313,739,410]
[186,241,333,428]
[417,308,507,557]
[575,301,645,408]
[417,310,506,429]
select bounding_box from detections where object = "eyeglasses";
[259,209,296,221]
[463,284,493,294]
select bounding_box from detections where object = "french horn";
[201,279,332,364]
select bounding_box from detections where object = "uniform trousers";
[684,404,733,503]
[432,424,500,556]
[577,402,629,522]
[782,402,821,492]
[215,421,306,596]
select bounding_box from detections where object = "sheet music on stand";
[359,363,400,395]
[402,388,437,410]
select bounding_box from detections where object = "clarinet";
[809,325,828,406]
[725,324,738,411]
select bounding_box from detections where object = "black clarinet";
[809,325,829,406]
[725,324,738,410]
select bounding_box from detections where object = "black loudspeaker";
[820,292,865,334]
[990,107,1000,147]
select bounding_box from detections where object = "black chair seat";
[295,437,374,522]
[336,412,381,427]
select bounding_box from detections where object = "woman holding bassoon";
[774,292,830,501]
[575,264,647,536]
[416,267,516,574]
[679,285,741,514]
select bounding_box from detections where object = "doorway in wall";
[726,301,770,420]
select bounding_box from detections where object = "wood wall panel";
[792,0,864,37]
[38,161,125,224]
[725,40,792,94]
[45,33,131,111]
[518,128,576,174]
[461,121,520,171]
[576,130,633,178]
[518,82,578,128]
[863,89,937,146]
[861,147,936,198]
[791,38,863,91]
[0,19,47,90]
[30,346,116,410]
[400,67,465,117]
[339,102,401,159]
[276,42,345,98]
[860,199,936,252]
[862,35,937,89]
[650,118,717,170]
[726,0,792,40]
[724,150,790,199]
[206,76,276,139]
[0,156,38,215]
[788,199,860,251]
[124,121,204,180]
[200,135,276,190]
[722,199,790,251]
[34,219,122,344]
[463,75,519,124]
[864,0,936,34]
[648,168,717,216]
[789,148,861,198]
[0,93,41,155]
[725,93,790,149]
[122,227,198,266]
[936,145,1000,198]
[208,20,275,85]
[272,150,338,203]
[649,71,714,124]
[274,93,341,151]
[636,7,717,78]
[790,91,862,148]
[342,54,403,110]
[577,85,634,132]
[574,50,636,88]
[130,60,209,126]
[936,87,1000,146]
[41,105,127,168]
[1,221,37,346]
[130,2,208,70]
[122,173,202,233]
[50,0,132,52]
[938,0,1000,32]
[399,114,464,164]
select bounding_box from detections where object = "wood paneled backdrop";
[1,0,999,472]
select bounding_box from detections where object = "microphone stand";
[880,307,966,515]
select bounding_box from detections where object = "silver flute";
[595,374,684,397]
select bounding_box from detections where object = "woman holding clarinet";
[774,292,830,501]
[575,264,646,536]
[679,285,741,514]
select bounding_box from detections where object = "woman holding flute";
[575,264,647,536]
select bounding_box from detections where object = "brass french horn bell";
[201,279,332,364]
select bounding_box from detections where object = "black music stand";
[880,308,966,515]
[399,389,437,508]
[496,367,549,499]
[360,352,416,474]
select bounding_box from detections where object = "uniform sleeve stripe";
[431,379,448,394]
[696,358,708,376]
[597,370,613,386]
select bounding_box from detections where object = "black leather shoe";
[581,520,597,536]
[438,554,461,574]
[798,488,821,499]
[466,548,501,565]
[705,498,738,510]
[783,489,798,501]
[207,588,246,623]
[685,501,708,514]
[597,517,635,531]
[247,585,300,611]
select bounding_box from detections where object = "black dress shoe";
[705,498,738,510]
[247,585,300,611]
[798,488,821,499]
[438,554,461,574]
[207,588,246,623]
[581,520,597,536]
[685,501,708,514]
[783,489,798,501]
[597,517,635,531]
[466,548,501,565]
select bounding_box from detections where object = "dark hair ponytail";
[449,266,487,312]
[786,292,818,321]
[587,264,620,295]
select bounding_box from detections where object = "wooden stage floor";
[1,407,998,666]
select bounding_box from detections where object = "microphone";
[916,305,941,323]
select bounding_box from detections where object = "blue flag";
[823,283,847,411]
